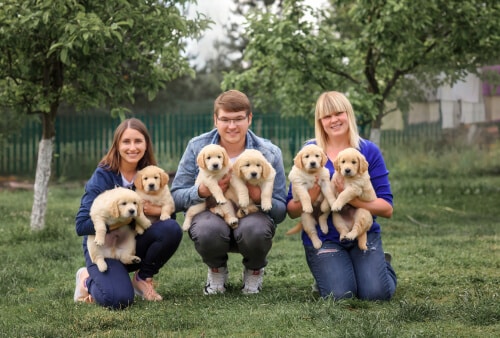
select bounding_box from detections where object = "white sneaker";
[204,267,228,295]
[73,267,93,303]
[242,268,264,294]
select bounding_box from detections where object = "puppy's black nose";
[251,172,258,178]
[344,168,351,174]
[148,183,155,189]
[213,163,219,169]
[128,209,136,215]
[310,162,317,168]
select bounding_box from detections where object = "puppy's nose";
[148,183,155,189]
[310,161,317,168]
[212,163,219,169]
[128,208,136,216]
[251,172,258,178]
[344,168,351,174]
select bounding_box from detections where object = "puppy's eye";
[256,163,261,167]
[121,202,127,206]
[351,160,357,165]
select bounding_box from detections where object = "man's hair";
[214,90,252,116]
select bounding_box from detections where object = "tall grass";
[0,144,499,337]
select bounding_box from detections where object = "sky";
[186,0,327,68]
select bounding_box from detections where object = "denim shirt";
[171,129,287,225]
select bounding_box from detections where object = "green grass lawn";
[0,148,499,337]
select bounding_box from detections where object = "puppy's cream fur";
[223,149,276,218]
[134,165,175,222]
[182,144,238,231]
[331,148,376,250]
[88,187,151,272]
[287,144,336,249]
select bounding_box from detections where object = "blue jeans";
[304,231,397,300]
[83,219,182,309]
[189,210,276,270]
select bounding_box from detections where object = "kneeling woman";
[286,91,397,301]
[74,118,182,309]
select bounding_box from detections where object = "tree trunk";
[30,137,53,230]
[369,128,381,145]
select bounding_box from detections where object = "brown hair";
[99,118,157,172]
[314,91,360,150]
[213,90,252,116]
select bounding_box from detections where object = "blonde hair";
[314,91,360,150]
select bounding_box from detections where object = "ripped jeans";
[304,232,397,300]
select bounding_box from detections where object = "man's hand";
[247,184,262,204]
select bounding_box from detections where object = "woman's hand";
[142,200,161,216]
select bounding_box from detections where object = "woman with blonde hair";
[287,91,397,300]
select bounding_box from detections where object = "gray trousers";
[189,210,276,270]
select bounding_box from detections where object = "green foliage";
[0,0,211,118]
[0,147,499,336]
[223,0,500,129]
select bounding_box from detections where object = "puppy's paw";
[215,197,227,205]
[182,222,191,232]
[237,208,248,218]
[94,238,105,246]
[228,217,239,229]
[312,238,323,249]
[159,214,171,221]
[331,201,344,212]
[303,205,314,214]
[261,200,272,212]
[135,227,145,235]
[97,261,108,272]
[131,256,141,264]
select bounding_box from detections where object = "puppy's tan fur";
[331,148,376,250]
[287,144,336,249]
[182,144,238,231]
[88,187,151,272]
[222,149,276,218]
[134,165,175,223]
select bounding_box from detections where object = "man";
[171,90,287,295]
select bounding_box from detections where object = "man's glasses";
[216,116,248,125]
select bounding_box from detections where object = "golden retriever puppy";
[287,144,336,249]
[134,165,175,223]
[331,148,376,250]
[182,144,238,231]
[88,187,151,272]
[224,149,276,218]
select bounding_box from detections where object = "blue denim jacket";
[171,129,287,225]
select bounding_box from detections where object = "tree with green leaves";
[222,0,500,142]
[0,0,210,230]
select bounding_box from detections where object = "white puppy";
[134,165,175,222]
[88,187,151,272]
[182,144,238,231]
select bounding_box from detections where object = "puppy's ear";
[222,149,230,168]
[294,151,303,169]
[111,200,121,218]
[233,157,243,178]
[333,156,340,173]
[320,151,328,167]
[359,155,369,174]
[133,173,143,190]
[262,160,272,179]
[160,171,169,187]
[197,151,206,169]
[136,199,143,216]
